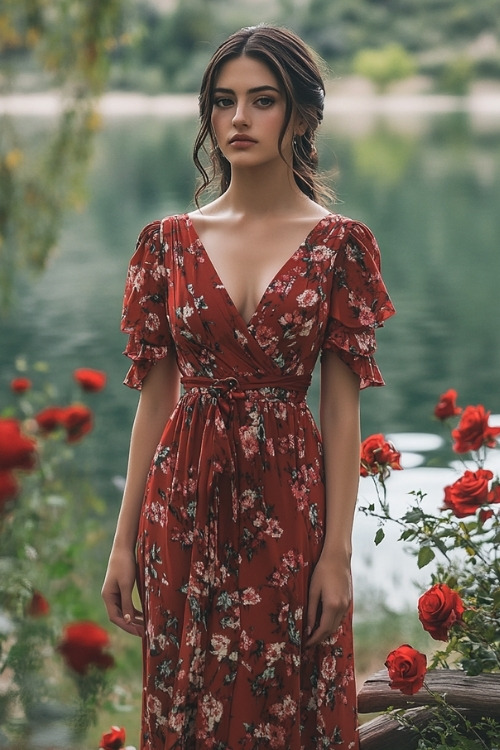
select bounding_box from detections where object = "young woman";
[102,24,395,750]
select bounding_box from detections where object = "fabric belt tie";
[181,374,311,409]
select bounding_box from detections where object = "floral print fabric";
[121,214,395,750]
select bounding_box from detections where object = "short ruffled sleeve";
[322,220,395,388]
[121,220,173,389]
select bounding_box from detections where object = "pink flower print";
[239,425,260,460]
[254,325,279,354]
[199,693,224,734]
[296,289,319,307]
[253,511,283,539]
[264,641,285,665]
[239,629,254,651]
[241,587,262,606]
[348,290,376,326]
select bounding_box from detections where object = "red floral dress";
[121,213,395,750]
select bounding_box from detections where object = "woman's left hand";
[305,553,352,648]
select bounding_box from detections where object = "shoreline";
[2,88,500,118]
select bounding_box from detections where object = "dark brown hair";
[193,24,333,206]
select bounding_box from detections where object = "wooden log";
[358,707,430,750]
[358,668,500,719]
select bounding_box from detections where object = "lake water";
[2,96,500,608]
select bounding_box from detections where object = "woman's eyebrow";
[213,85,281,95]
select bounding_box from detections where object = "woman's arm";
[305,350,361,648]
[101,351,180,636]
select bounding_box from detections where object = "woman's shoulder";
[135,213,192,247]
[323,213,379,252]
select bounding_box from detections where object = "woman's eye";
[213,97,233,108]
[256,96,274,107]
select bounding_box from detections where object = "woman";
[102,24,395,750]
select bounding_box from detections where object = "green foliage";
[352,44,417,92]
[395,699,500,749]
[438,57,476,96]
[0,0,126,310]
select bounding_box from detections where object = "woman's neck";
[220,163,311,218]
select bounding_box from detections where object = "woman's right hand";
[101,547,144,637]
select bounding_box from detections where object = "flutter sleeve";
[322,220,395,388]
[121,220,173,389]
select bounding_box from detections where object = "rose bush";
[0,362,124,748]
[360,389,500,747]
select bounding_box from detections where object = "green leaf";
[417,545,435,568]
[374,528,385,545]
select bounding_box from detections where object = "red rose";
[59,404,93,442]
[452,404,500,453]
[0,470,19,508]
[443,468,493,518]
[418,583,465,641]
[34,406,65,434]
[10,377,32,394]
[58,621,114,675]
[360,433,402,479]
[385,644,427,695]
[100,726,126,750]
[0,418,37,471]
[434,389,462,420]
[73,368,107,393]
[26,591,50,617]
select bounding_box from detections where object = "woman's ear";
[293,116,307,137]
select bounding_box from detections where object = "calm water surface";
[2,104,500,606]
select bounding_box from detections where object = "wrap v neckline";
[185,213,334,329]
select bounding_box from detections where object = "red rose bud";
[452,404,500,453]
[27,590,50,617]
[34,406,65,434]
[59,404,93,443]
[58,621,114,675]
[0,470,19,508]
[100,726,126,750]
[443,468,493,518]
[418,583,464,641]
[0,418,37,471]
[73,368,107,393]
[10,377,32,394]
[360,433,402,479]
[434,388,462,420]
[385,644,427,695]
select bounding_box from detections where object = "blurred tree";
[0,0,128,310]
[353,43,416,92]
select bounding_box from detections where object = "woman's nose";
[232,103,249,127]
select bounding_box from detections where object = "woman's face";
[211,55,297,171]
